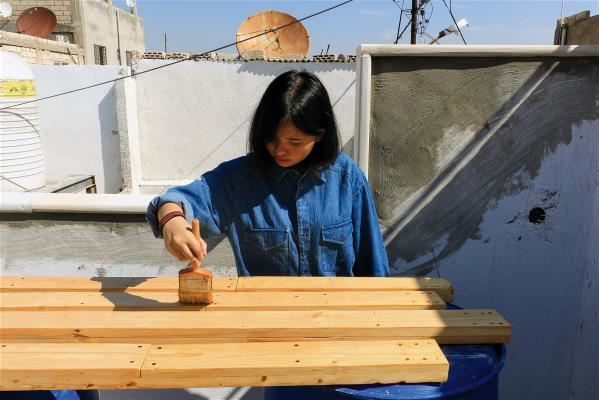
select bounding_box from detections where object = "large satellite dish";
[16,7,57,38]
[236,10,310,60]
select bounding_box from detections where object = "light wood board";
[0,309,511,344]
[0,340,448,390]
[0,290,445,311]
[0,276,454,301]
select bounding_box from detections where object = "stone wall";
[0,30,83,64]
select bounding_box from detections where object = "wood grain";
[0,276,453,301]
[0,309,510,343]
[236,276,454,301]
[0,340,448,390]
[0,290,445,311]
[0,343,149,390]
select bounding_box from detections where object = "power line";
[0,0,353,111]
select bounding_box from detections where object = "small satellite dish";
[0,2,13,18]
[16,7,57,38]
[126,0,136,8]
[236,10,310,60]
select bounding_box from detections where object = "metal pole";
[164,33,167,53]
[411,0,417,44]
[116,10,122,65]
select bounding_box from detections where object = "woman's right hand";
[158,205,207,264]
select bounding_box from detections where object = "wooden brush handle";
[192,219,200,241]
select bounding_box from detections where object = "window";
[126,51,132,66]
[94,45,107,65]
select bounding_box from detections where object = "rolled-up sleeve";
[351,173,390,277]
[146,172,227,239]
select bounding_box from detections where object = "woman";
[147,70,389,277]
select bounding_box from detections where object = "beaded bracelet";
[158,210,185,232]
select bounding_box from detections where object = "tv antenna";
[125,0,137,14]
[236,10,310,60]
[0,1,11,29]
[0,2,12,18]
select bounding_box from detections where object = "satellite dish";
[0,2,12,18]
[16,7,57,38]
[126,0,136,8]
[236,10,310,60]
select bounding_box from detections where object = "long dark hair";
[248,70,339,171]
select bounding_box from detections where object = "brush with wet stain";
[178,218,214,304]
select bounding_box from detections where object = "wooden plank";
[0,276,237,293]
[0,276,453,301]
[0,290,445,311]
[139,339,448,387]
[0,340,448,389]
[0,309,510,344]
[0,342,149,390]
[236,276,454,302]
[207,291,445,311]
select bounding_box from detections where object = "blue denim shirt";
[147,152,389,277]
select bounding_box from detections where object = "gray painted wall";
[368,55,598,400]
[31,64,123,193]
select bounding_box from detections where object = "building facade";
[0,0,144,65]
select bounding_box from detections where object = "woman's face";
[266,120,320,168]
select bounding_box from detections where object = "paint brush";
[178,218,214,304]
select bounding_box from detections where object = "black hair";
[248,70,339,172]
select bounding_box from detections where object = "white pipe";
[0,192,154,213]
[357,44,599,57]
[356,53,371,178]
[124,73,143,194]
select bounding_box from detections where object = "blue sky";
[114,0,599,55]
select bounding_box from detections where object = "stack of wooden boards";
[0,276,511,390]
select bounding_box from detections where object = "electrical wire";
[420,0,434,39]
[394,0,428,44]
[393,0,405,44]
[0,0,353,111]
[441,0,466,44]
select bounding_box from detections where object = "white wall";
[31,65,123,193]
[438,122,598,400]
[134,60,356,191]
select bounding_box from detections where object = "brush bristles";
[178,289,214,305]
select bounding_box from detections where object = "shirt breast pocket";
[242,228,290,276]
[319,220,355,274]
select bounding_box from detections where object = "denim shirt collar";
[268,162,327,184]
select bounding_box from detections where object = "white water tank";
[0,50,46,191]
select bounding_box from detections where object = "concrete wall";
[0,31,84,65]
[367,53,598,400]
[79,0,144,65]
[30,64,123,193]
[555,11,599,45]
[134,60,356,192]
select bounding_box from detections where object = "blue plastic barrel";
[1,390,99,400]
[264,305,506,400]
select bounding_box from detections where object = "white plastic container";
[0,50,46,191]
